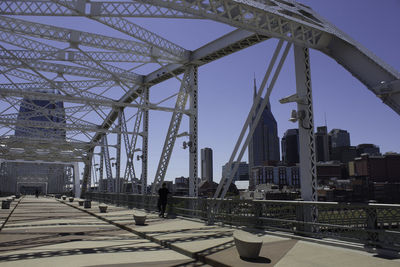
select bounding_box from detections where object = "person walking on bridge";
[158,183,170,218]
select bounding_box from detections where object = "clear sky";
[144,0,400,183]
[2,1,399,185]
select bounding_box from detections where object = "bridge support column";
[99,148,104,191]
[80,157,92,198]
[189,65,198,197]
[116,109,122,193]
[141,86,149,195]
[294,45,318,231]
[73,162,80,198]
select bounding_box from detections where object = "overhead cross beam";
[0,16,155,59]
[0,0,201,19]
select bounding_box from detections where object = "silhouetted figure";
[158,183,170,218]
[35,189,39,198]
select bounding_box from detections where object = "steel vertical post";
[141,86,149,195]
[294,45,318,232]
[73,162,80,198]
[99,148,104,191]
[116,108,122,193]
[80,158,92,198]
[189,65,198,197]
[293,45,317,202]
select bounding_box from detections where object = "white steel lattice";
[0,0,398,203]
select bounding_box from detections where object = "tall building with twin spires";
[248,78,280,171]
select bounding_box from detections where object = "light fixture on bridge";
[289,109,305,123]
[289,109,311,130]
[182,141,192,150]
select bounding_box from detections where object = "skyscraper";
[5,90,68,194]
[315,126,330,162]
[329,129,350,148]
[248,78,280,170]
[201,147,213,182]
[356,144,381,156]
[281,129,299,165]
[15,94,66,140]
[222,161,249,182]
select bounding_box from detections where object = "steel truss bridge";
[0,0,399,201]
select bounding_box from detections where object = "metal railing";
[86,192,400,252]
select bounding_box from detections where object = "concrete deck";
[0,196,399,266]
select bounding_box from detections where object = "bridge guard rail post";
[167,196,176,218]
[207,198,216,225]
[294,200,314,236]
[294,199,305,234]
[365,201,378,251]
[253,200,262,228]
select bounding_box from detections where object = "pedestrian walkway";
[1,196,399,266]
[0,196,207,266]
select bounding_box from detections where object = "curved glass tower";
[4,90,68,194]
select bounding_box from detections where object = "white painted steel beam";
[140,0,331,48]
[141,87,149,194]
[0,57,141,83]
[188,66,198,197]
[152,67,192,194]
[0,0,200,18]
[0,16,152,57]
[294,45,317,202]
[73,162,80,197]
[0,87,179,113]
[0,50,173,63]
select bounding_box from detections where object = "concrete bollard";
[99,204,108,213]
[233,230,263,259]
[84,200,91,208]
[133,212,147,225]
[2,200,10,209]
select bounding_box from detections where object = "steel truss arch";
[0,0,398,200]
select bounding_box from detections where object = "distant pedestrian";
[158,183,170,218]
[35,189,39,198]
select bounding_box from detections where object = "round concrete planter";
[62,195,67,200]
[84,200,91,208]
[99,205,108,213]
[69,197,74,202]
[133,212,147,225]
[1,200,10,209]
[78,200,84,206]
[233,230,263,259]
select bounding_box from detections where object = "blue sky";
[145,0,400,183]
